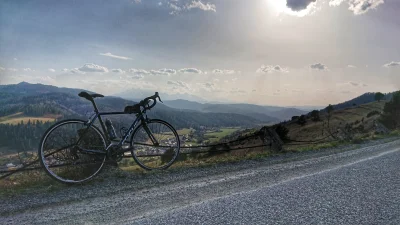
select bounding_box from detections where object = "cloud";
[179,68,202,74]
[256,65,289,73]
[150,68,177,76]
[0,67,5,71]
[169,0,216,15]
[310,63,328,70]
[127,74,144,79]
[62,68,68,72]
[13,58,17,61]
[71,68,84,74]
[99,52,132,60]
[48,68,56,72]
[111,68,125,73]
[23,68,34,72]
[349,81,359,86]
[186,1,216,12]
[133,0,141,3]
[230,88,246,94]
[167,80,191,90]
[78,63,109,73]
[347,65,357,68]
[212,69,236,74]
[128,68,150,75]
[347,81,368,87]
[329,0,384,15]
[8,68,18,72]
[286,0,317,11]
[383,61,400,67]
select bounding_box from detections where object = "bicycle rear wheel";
[130,119,180,170]
[38,119,107,183]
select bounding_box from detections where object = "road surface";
[1,139,400,224]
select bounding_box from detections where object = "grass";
[0,112,61,125]
[205,128,240,142]
[2,127,399,198]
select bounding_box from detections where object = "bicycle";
[38,91,180,183]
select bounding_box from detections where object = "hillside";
[220,100,388,148]
[164,100,307,122]
[0,82,270,129]
[329,91,394,111]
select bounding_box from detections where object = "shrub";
[310,110,320,122]
[272,124,289,141]
[367,110,380,118]
[380,91,400,129]
[297,115,307,126]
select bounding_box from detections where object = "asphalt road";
[2,139,400,225]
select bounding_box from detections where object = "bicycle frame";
[76,110,158,155]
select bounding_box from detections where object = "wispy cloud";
[78,63,109,73]
[48,68,56,72]
[212,69,236,74]
[383,61,400,67]
[310,63,328,71]
[99,52,132,60]
[257,65,289,73]
[329,0,385,15]
[111,68,125,73]
[179,68,202,74]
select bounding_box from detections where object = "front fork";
[141,117,159,146]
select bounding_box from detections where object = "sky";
[0,0,399,106]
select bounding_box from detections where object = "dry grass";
[286,101,386,142]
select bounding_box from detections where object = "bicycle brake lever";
[157,96,163,103]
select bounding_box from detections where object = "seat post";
[91,100,99,113]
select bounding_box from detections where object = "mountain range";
[1,82,392,129]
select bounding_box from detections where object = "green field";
[204,128,240,142]
[0,112,58,125]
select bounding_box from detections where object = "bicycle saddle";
[78,91,104,102]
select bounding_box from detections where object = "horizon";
[1,81,394,110]
[1,0,399,106]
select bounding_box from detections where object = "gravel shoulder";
[1,137,400,224]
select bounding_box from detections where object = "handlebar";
[140,92,163,110]
[124,92,163,114]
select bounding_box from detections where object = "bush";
[367,110,380,118]
[297,115,307,126]
[310,110,320,122]
[380,91,400,129]
[272,124,289,141]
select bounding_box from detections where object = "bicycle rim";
[39,120,106,183]
[130,119,180,170]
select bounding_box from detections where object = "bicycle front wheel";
[38,119,107,183]
[130,119,180,170]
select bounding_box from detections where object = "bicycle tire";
[38,119,107,184]
[130,119,180,170]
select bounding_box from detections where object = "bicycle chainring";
[107,145,124,162]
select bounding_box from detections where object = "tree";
[326,104,334,115]
[375,92,385,102]
[310,110,320,122]
[297,115,307,126]
[273,124,289,141]
[380,91,400,129]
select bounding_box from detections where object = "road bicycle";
[38,91,180,183]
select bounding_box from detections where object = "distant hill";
[0,82,273,129]
[163,99,307,122]
[328,92,395,111]
[117,89,207,103]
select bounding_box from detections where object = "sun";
[267,0,287,15]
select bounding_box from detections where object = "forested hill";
[0,82,272,127]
